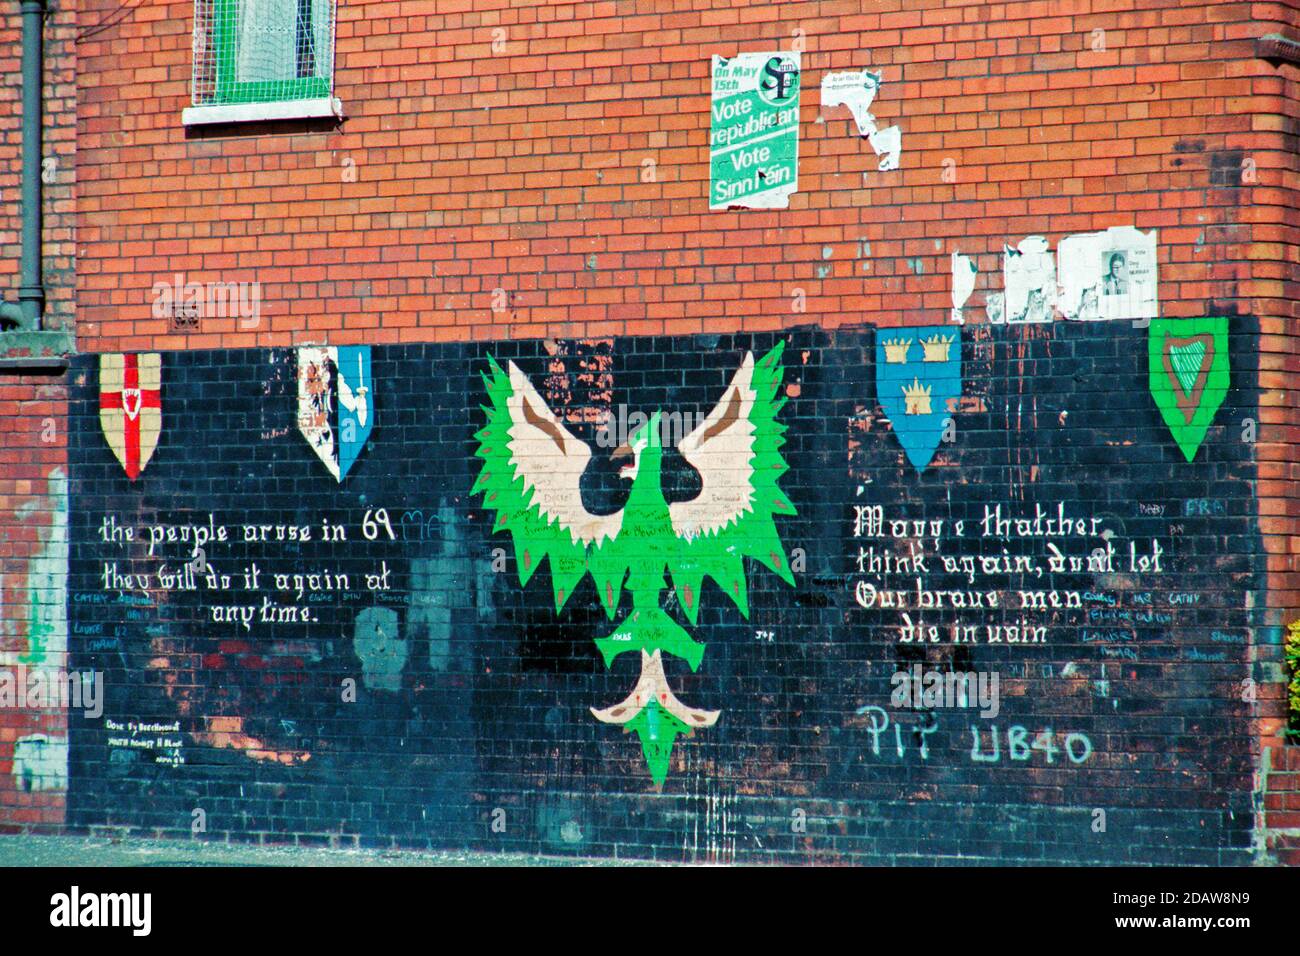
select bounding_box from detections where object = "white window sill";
[182,97,344,127]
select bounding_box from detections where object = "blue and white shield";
[296,345,374,482]
[875,326,961,472]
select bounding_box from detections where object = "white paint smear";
[821,69,901,171]
[985,292,1005,324]
[13,734,67,792]
[1057,226,1158,321]
[1002,236,1056,323]
[2,468,68,668]
[951,252,977,324]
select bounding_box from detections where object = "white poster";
[1058,226,1158,321]
[951,251,977,324]
[1002,236,1056,324]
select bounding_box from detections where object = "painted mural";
[1148,317,1229,462]
[296,345,374,481]
[876,328,961,472]
[61,321,1262,863]
[98,353,162,481]
[472,345,796,785]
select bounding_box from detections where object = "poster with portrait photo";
[1058,226,1158,321]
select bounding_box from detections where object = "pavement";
[0,834,653,867]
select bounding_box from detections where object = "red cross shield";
[99,353,162,480]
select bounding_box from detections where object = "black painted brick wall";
[65,321,1263,864]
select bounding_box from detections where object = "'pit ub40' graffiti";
[876,326,962,472]
[472,344,797,786]
[296,346,374,482]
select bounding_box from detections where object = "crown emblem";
[882,338,911,363]
[920,334,954,362]
[902,378,932,415]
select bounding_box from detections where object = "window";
[185,0,341,125]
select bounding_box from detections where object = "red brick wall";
[72,0,1293,350]
[0,0,75,334]
[1263,745,1300,864]
[0,0,77,829]
[1249,3,1300,859]
[0,0,1284,856]
[0,374,68,831]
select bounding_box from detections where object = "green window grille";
[192,0,336,107]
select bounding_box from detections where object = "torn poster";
[710,51,801,210]
[1058,226,1158,321]
[868,126,902,171]
[986,292,1005,324]
[821,69,902,171]
[951,252,977,324]
[1002,236,1056,323]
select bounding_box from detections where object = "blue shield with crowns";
[875,326,962,472]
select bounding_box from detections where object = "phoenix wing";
[472,357,621,611]
[667,342,797,624]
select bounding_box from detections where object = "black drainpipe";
[0,0,45,331]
